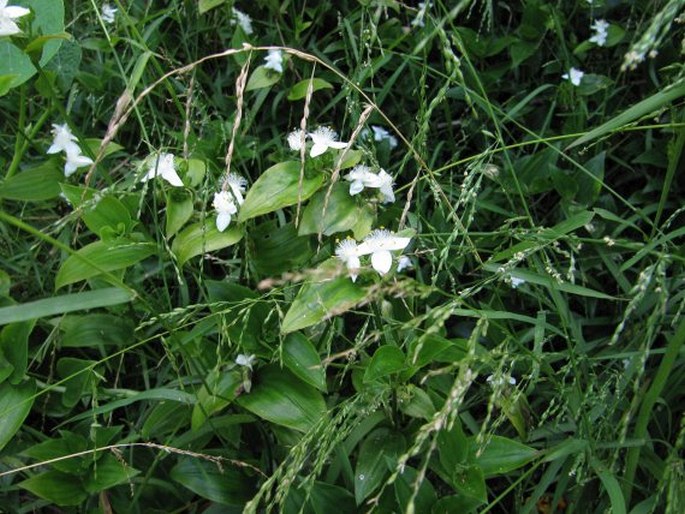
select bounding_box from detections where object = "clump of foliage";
[1,0,685,512]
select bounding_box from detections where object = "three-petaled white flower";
[47,123,93,177]
[486,375,517,387]
[236,353,256,370]
[141,153,183,187]
[101,3,117,24]
[510,276,525,288]
[225,173,247,205]
[231,7,253,35]
[287,129,306,151]
[0,0,30,37]
[64,151,94,177]
[396,255,412,272]
[357,229,411,275]
[212,191,238,232]
[562,67,584,86]
[335,238,361,282]
[264,49,283,73]
[344,165,395,203]
[371,125,398,148]
[309,126,348,158]
[589,19,609,46]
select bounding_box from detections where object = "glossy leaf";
[238,161,324,222]
[0,379,35,451]
[298,182,374,238]
[468,435,538,477]
[236,365,327,433]
[60,314,135,347]
[394,465,437,512]
[364,345,406,382]
[0,161,63,201]
[171,457,254,505]
[171,219,243,265]
[22,432,90,474]
[355,428,405,505]
[55,239,155,289]
[19,470,88,506]
[246,65,282,91]
[84,453,140,493]
[281,271,367,334]
[166,188,194,238]
[283,332,326,392]
[0,319,34,383]
[288,78,334,100]
[191,370,242,431]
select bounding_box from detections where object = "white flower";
[589,19,609,46]
[287,129,306,151]
[101,3,117,24]
[309,126,348,157]
[226,173,247,205]
[263,49,283,73]
[510,276,525,288]
[231,7,253,35]
[64,148,94,177]
[357,229,411,275]
[562,67,584,86]
[396,255,412,272]
[212,191,237,232]
[235,353,256,370]
[344,165,395,203]
[371,125,398,148]
[335,238,361,282]
[411,1,429,28]
[486,375,517,387]
[0,0,30,37]
[47,123,80,156]
[141,153,183,187]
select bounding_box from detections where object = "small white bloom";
[589,19,609,46]
[226,173,247,205]
[47,123,80,156]
[101,3,117,24]
[335,238,361,282]
[396,255,412,272]
[231,7,253,35]
[344,165,395,203]
[411,1,429,28]
[0,0,30,37]
[377,168,395,203]
[141,153,183,187]
[510,276,525,288]
[63,149,94,177]
[562,67,584,86]
[212,191,237,232]
[236,353,256,370]
[309,126,348,158]
[263,49,283,73]
[357,229,411,275]
[287,129,306,151]
[371,125,398,148]
[486,374,517,387]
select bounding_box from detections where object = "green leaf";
[57,358,100,408]
[30,0,66,66]
[283,332,326,392]
[432,495,483,514]
[60,314,134,347]
[468,435,538,477]
[0,379,35,451]
[191,370,242,431]
[55,238,155,289]
[397,384,435,420]
[170,457,254,505]
[309,481,356,514]
[22,432,90,474]
[0,319,35,382]
[166,188,194,238]
[0,161,64,201]
[298,183,374,237]
[251,221,314,276]
[19,470,88,506]
[355,428,406,505]
[43,38,82,91]
[199,0,226,14]
[61,185,133,236]
[364,345,406,382]
[288,78,334,100]
[0,41,35,90]
[245,65,282,91]
[281,270,367,334]
[450,465,486,503]
[575,151,605,206]
[592,459,626,514]
[84,453,140,493]
[171,219,243,265]
[238,161,324,222]
[394,466,437,512]
[236,365,327,433]
[567,84,685,150]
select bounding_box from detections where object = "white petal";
[380,185,395,203]
[310,143,327,157]
[161,169,183,187]
[5,6,30,18]
[216,212,232,232]
[328,141,348,150]
[371,250,393,275]
[349,180,364,195]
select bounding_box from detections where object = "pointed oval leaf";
[246,65,282,91]
[0,379,36,451]
[55,239,155,289]
[364,345,406,383]
[283,332,326,392]
[238,161,324,222]
[468,435,538,477]
[0,162,63,201]
[171,219,243,265]
[355,428,406,505]
[287,78,334,100]
[281,273,367,334]
[19,470,88,506]
[236,365,327,433]
[170,457,255,505]
[298,183,370,237]
[166,189,194,238]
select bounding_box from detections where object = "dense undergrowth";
[1,0,685,512]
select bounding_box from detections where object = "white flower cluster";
[263,49,283,73]
[0,0,29,37]
[336,229,411,281]
[212,174,248,232]
[344,165,395,203]
[101,3,117,24]
[140,153,182,187]
[231,7,253,35]
[287,126,348,157]
[589,19,609,46]
[47,124,94,177]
